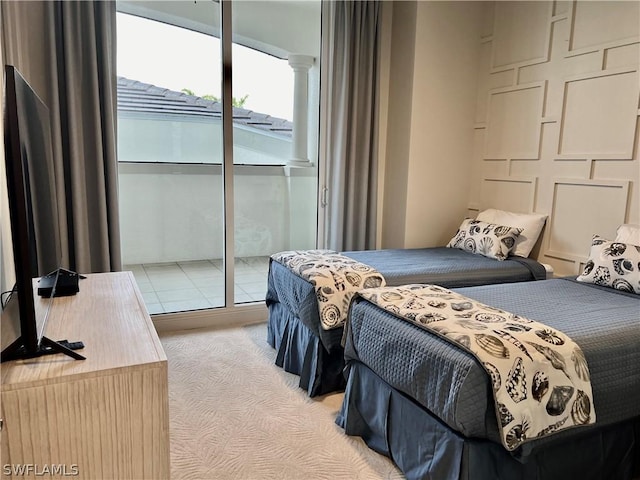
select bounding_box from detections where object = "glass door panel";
[231,1,321,305]
[116,2,225,314]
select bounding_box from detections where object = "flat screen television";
[1,64,84,362]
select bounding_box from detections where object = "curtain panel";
[321,0,381,252]
[1,0,121,274]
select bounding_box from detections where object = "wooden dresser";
[1,272,170,479]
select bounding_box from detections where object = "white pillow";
[615,224,640,246]
[446,218,523,261]
[476,209,547,258]
[576,235,640,294]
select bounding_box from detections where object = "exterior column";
[287,54,314,166]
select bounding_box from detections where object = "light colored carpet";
[160,322,403,480]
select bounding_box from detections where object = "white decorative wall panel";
[492,1,551,70]
[553,1,570,17]
[569,1,640,54]
[484,83,544,160]
[471,0,639,276]
[479,176,537,214]
[546,179,629,262]
[605,43,640,70]
[558,70,639,159]
[475,41,493,124]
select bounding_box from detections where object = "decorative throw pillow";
[577,235,640,294]
[476,209,547,258]
[446,219,523,261]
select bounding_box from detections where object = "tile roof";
[117,76,292,138]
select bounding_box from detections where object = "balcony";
[117,77,318,314]
[125,256,270,314]
[119,163,316,314]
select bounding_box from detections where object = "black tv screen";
[1,64,66,360]
[8,66,62,278]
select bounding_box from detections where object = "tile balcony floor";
[124,256,270,315]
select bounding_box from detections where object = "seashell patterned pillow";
[577,235,640,294]
[446,218,523,261]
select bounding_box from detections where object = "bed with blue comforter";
[266,247,546,396]
[337,278,640,479]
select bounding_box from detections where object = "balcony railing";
[118,161,317,313]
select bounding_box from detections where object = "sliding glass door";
[116,2,225,315]
[230,1,320,304]
[115,1,321,317]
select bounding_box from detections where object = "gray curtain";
[1,1,121,273]
[322,0,381,252]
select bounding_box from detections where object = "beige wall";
[470,1,640,275]
[380,0,416,248]
[381,1,485,249]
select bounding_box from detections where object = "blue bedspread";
[267,247,546,352]
[344,247,545,287]
[344,278,640,446]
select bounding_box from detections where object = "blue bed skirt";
[266,301,346,396]
[337,361,640,480]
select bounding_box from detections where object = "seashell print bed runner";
[271,250,386,330]
[356,284,596,451]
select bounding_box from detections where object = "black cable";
[1,284,17,310]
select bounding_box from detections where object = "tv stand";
[1,272,170,478]
[0,335,85,362]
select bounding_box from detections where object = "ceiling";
[116,0,322,59]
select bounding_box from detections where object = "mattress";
[344,278,640,447]
[267,247,546,352]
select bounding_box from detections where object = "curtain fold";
[322,0,381,252]
[1,0,121,274]
[54,1,121,273]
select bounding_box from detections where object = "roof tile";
[117,77,292,138]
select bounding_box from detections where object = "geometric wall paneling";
[480,159,511,180]
[557,68,639,160]
[517,16,568,88]
[479,1,495,40]
[467,129,487,211]
[552,1,570,18]
[538,121,562,164]
[488,68,517,92]
[474,40,493,124]
[508,156,545,179]
[605,42,640,71]
[479,176,537,214]
[545,178,630,263]
[550,158,593,186]
[567,1,640,56]
[491,1,552,71]
[473,1,639,273]
[484,82,545,160]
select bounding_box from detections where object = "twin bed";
[338,278,640,479]
[266,246,546,396]
[265,214,640,478]
[267,211,549,396]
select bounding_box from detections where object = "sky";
[116,13,294,120]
